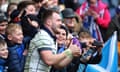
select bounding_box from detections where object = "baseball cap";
[62,8,76,18]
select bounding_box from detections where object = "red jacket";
[76,0,111,28]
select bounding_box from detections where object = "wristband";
[64,49,73,59]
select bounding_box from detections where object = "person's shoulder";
[29,29,54,49]
[98,0,108,9]
[8,44,19,49]
[31,29,51,42]
[36,29,49,36]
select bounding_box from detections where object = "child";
[5,24,26,72]
[79,31,103,62]
[78,31,95,48]
[67,31,102,72]
[78,31,95,63]
[0,37,8,72]
[0,12,8,39]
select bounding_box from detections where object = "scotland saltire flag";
[85,31,118,72]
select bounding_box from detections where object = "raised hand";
[68,40,82,57]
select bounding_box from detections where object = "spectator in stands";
[62,8,77,34]
[21,14,40,44]
[0,12,8,39]
[76,0,111,42]
[66,30,102,72]
[56,25,69,52]
[10,1,36,24]
[61,8,88,39]
[6,24,26,72]
[75,30,103,72]
[6,2,17,22]
[64,0,81,11]
[32,0,47,14]
[0,37,8,72]
[0,0,8,12]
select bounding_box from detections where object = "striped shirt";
[24,29,57,72]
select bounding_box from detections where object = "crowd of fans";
[0,0,119,72]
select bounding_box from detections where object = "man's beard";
[54,27,60,34]
[52,25,60,34]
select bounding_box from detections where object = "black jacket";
[67,53,102,72]
[106,15,120,41]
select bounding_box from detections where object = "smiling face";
[0,21,8,34]
[25,4,36,15]
[56,28,67,45]
[51,12,62,33]
[6,24,23,44]
[8,28,23,44]
[0,41,8,59]
[64,17,75,32]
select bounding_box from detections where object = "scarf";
[83,2,104,42]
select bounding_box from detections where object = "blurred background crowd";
[0,0,120,72]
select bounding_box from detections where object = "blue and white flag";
[85,31,118,72]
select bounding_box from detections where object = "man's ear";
[46,18,52,26]
[7,35,12,40]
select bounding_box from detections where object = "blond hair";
[6,23,22,36]
[79,32,92,39]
